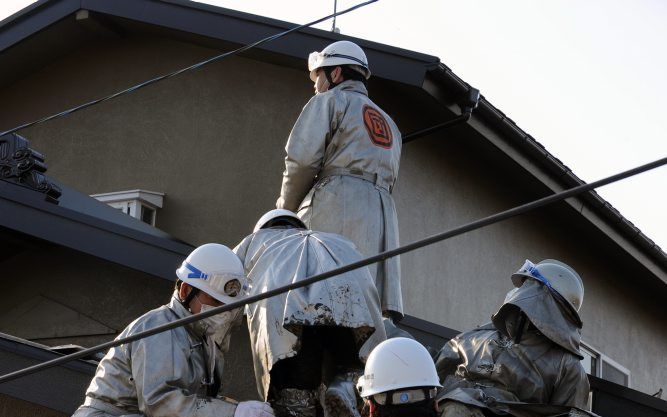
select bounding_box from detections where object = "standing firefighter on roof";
[276,40,403,321]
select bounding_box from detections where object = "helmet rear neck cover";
[493,259,585,358]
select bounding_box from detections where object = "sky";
[1,0,665,249]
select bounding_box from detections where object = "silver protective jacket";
[276,80,403,316]
[435,280,590,417]
[73,297,237,417]
[234,228,387,399]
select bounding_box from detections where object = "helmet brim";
[511,272,530,288]
[307,51,371,81]
[178,275,245,305]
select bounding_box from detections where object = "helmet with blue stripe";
[512,259,584,313]
[176,243,249,305]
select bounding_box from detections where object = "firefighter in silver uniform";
[234,209,387,417]
[276,40,403,320]
[435,259,592,417]
[73,244,274,417]
[357,337,441,417]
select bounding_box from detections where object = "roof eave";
[0,180,193,280]
[425,64,667,282]
[0,0,439,86]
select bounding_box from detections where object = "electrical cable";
[0,0,378,137]
[402,87,480,144]
[402,113,471,144]
[0,156,663,385]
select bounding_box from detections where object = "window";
[141,205,156,225]
[600,356,630,387]
[580,344,597,376]
[581,342,630,387]
[91,190,164,226]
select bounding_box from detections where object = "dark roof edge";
[0,0,79,52]
[0,182,192,256]
[589,375,667,412]
[400,314,459,340]
[0,0,439,67]
[429,63,667,274]
[0,332,96,375]
[0,181,193,280]
[153,0,440,64]
[0,0,54,27]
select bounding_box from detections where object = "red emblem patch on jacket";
[362,105,393,148]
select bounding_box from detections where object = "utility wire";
[0,156,664,385]
[0,0,378,137]
[332,0,338,32]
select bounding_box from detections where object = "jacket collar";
[334,79,368,96]
[168,294,208,338]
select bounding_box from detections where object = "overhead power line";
[0,156,664,385]
[0,0,379,137]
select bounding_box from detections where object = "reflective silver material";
[324,371,362,417]
[234,228,386,399]
[276,80,403,317]
[440,401,599,417]
[440,401,485,417]
[493,279,583,358]
[73,296,238,417]
[435,280,590,416]
[273,389,318,417]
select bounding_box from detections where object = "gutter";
[428,63,667,276]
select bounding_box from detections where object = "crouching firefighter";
[435,259,594,417]
[73,244,274,417]
[356,337,441,417]
[234,209,387,417]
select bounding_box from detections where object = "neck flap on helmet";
[492,279,584,358]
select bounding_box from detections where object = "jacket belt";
[83,397,142,416]
[318,167,393,193]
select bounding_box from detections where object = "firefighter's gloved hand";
[235,401,275,417]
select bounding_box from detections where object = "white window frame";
[580,341,631,387]
[91,190,164,227]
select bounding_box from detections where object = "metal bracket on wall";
[403,87,480,144]
[0,133,62,203]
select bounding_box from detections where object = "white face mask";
[199,303,237,337]
[314,71,330,94]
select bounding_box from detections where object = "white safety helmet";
[511,259,584,312]
[308,40,371,82]
[176,243,249,305]
[253,209,306,233]
[357,338,441,399]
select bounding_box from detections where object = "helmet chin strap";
[369,400,377,417]
[182,286,200,311]
[324,67,338,89]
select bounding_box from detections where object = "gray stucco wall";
[395,132,667,395]
[1,33,665,396]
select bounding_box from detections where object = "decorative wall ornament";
[0,133,61,203]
